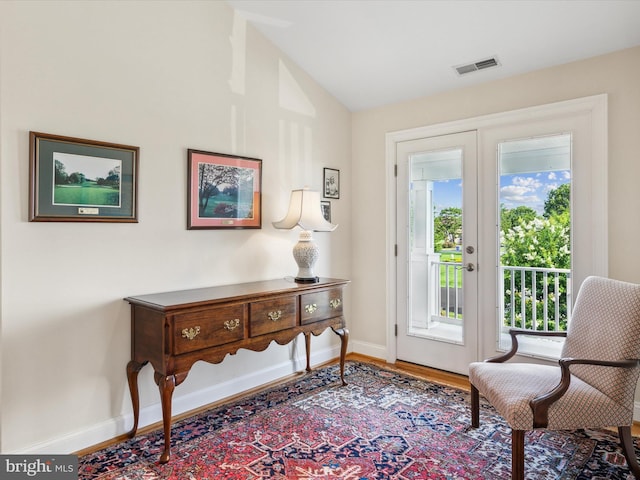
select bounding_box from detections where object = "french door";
[396,131,478,374]
[393,96,607,375]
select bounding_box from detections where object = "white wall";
[4,0,640,457]
[350,46,640,359]
[0,1,351,453]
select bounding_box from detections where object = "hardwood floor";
[347,352,470,391]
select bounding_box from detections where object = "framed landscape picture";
[29,132,139,222]
[187,149,262,229]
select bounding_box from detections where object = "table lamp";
[273,187,337,283]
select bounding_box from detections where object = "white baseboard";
[14,344,341,455]
[349,339,387,361]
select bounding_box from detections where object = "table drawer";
[301,288,343,325]
[250,296,297,337]
[172,304,245,355]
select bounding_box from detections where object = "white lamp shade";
[272,188,337,231]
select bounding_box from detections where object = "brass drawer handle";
[305,303,317,314]
[224,318,240,331]
[330,298,342,309]
[181,326,201,340]
[268,310,282,321]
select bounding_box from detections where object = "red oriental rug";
[78,361,639,479]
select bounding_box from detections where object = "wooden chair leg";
[619,426,640,479]
[471,384,480,428]
[512,429,525,480]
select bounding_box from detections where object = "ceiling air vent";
[454,56,500,76]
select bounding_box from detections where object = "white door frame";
[385,94,608,364]
[395,131,479,373]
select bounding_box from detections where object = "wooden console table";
[125,277,349,463]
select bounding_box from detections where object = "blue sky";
[433,170,571,214]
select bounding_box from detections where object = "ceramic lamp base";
[292,231,320,283]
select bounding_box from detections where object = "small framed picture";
[29,131,139,222]
[187,149,262,229]
[323,168,340,199]
[321,201,331,222]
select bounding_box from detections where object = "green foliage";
[543,183,570,218]
[501,213,570,269]
[96,168,120,187]
[501,185,571,331]
[500,205,537,233]
[54,159,67,184]
[434,207,461,249]
[68,172,85,184]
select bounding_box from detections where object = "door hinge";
[395,244,398,256]
[394,324,398,336]
[394,164,398,177]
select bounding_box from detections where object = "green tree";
[543,182,570,218]
[68,172,85,184]
[54,159,68,185]
[198,165,239,216]
[500,205,537,232]
[434,207,462,249]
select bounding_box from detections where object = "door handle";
[466,263,475,272]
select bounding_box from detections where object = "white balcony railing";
[430,259,571,334]
[500,266,571,332]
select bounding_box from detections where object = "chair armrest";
[486,328,567,363]
[529,357,640,428]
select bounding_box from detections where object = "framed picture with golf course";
[187,149,262,229]
[29,132,139,222]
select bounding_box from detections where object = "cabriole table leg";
[332,326,349,386]
[154,373,176,464]
[126,360,145,438]
[304,332,312,372]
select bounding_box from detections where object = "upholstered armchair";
[469,276,640,480]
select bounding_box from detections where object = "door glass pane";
[498,134,572,355]
[409,148,463,344]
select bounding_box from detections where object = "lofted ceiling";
[225,0,640,112]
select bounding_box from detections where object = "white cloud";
[501,185,531,196]
[512,176,542,189]
[499,171,570,214]
[500,185,541,205]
